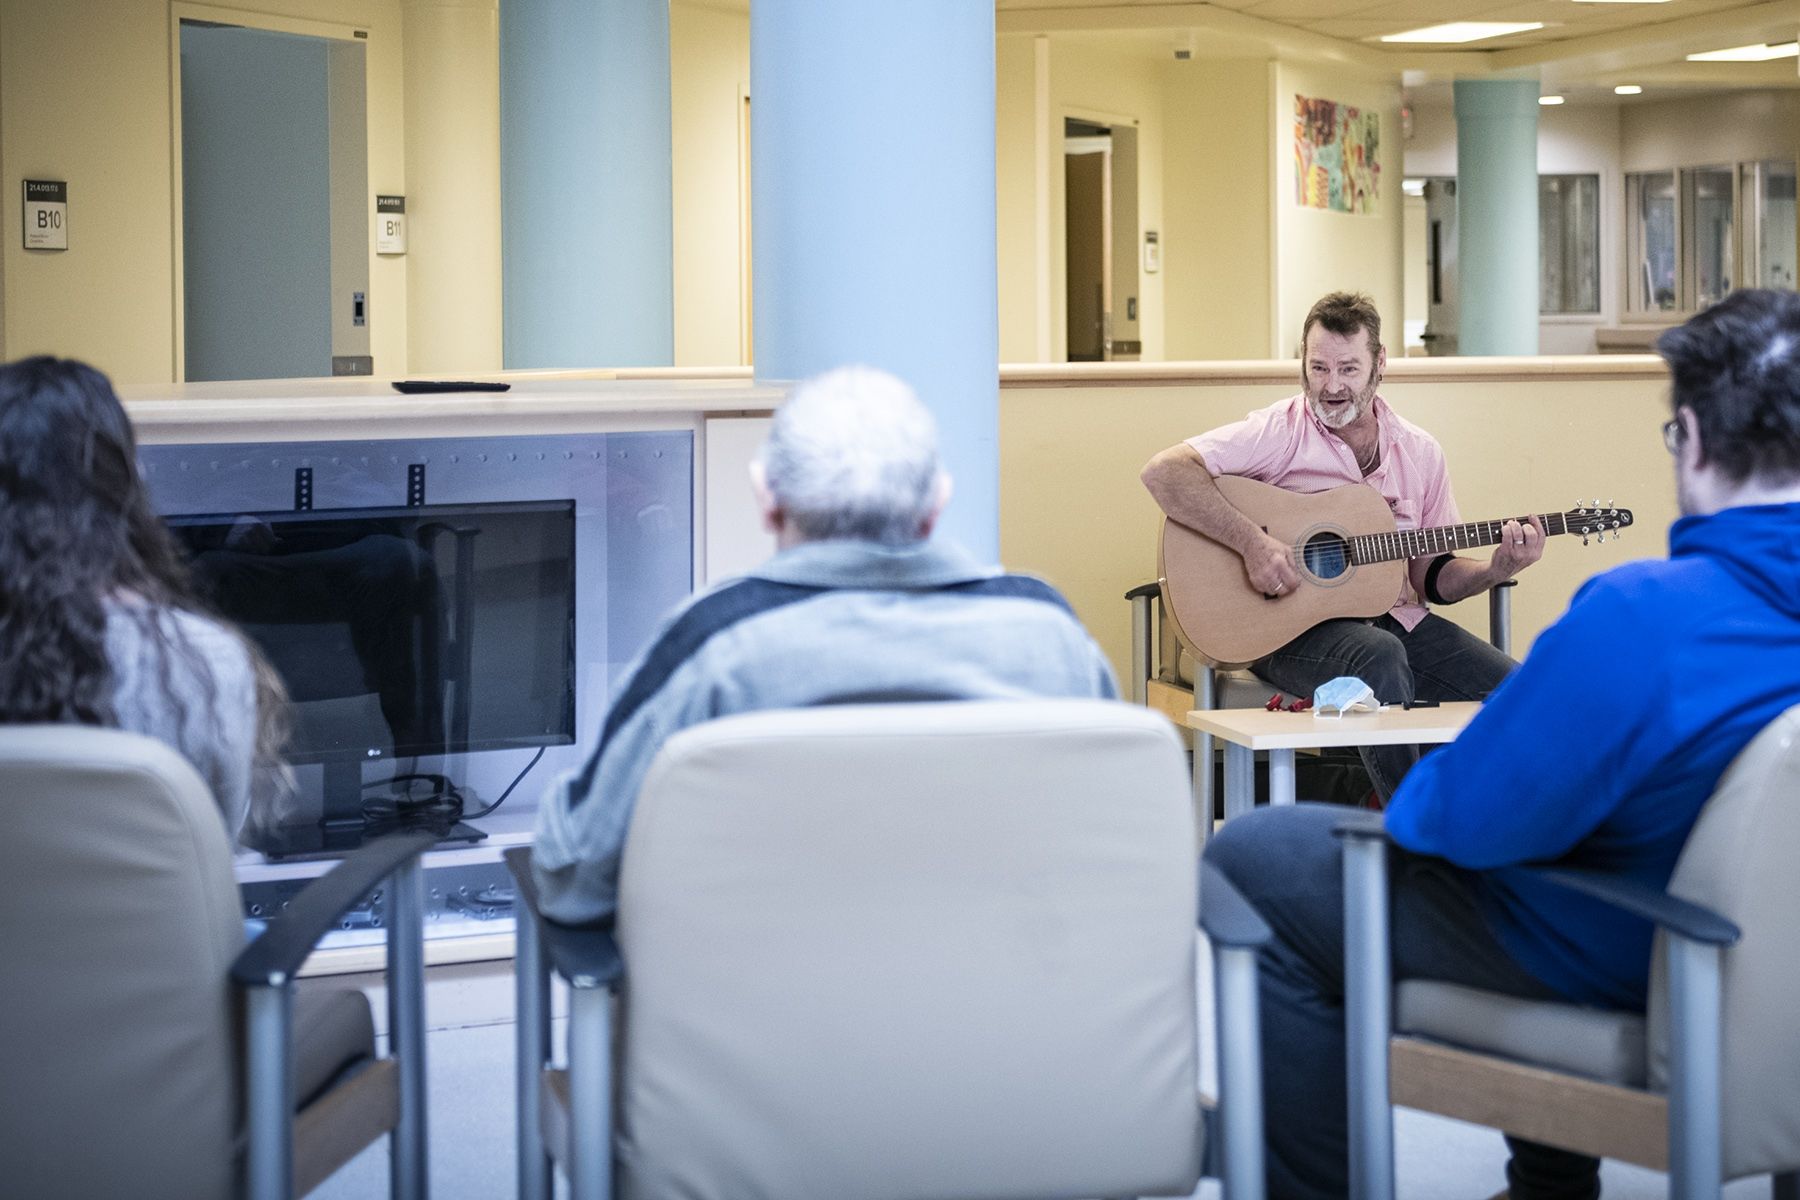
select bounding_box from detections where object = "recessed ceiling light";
[1614,84,1643,95]
[1380,22,1545,44]
[1686,41,1799,62]
[1539,94,1566,105]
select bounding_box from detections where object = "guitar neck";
[1350,513,1569,565]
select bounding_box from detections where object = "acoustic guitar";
[1159,475,1634,668]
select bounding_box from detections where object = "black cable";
[463,746,547,821]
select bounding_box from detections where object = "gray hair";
[758,365,945,545]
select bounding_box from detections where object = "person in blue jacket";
[1206,287,1800,1200]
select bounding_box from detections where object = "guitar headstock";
[1566,500,1634,545]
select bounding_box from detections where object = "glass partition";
[1686,167,1735,309]
[1628,171,1677,313]
[1539,174,1599,315]
[1749,160,1797,290]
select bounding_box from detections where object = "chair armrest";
[1332,808,1389,842]
[1199,861,1271,949]
[1525,866,1741,947]
[231,829,439,986]
[1124,581,1162,601]
[503,847,623,990]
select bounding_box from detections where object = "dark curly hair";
[0,356,285,761]
[1657,289,1800,486]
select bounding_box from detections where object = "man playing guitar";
[1140,291,1544,800]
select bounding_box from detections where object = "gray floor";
[308,944,1775,1200]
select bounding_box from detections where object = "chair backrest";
[613,699,1202,1200]
[0,725,244,1200]
[1648,703,1800,1179]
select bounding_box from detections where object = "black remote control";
[391,380,512,394]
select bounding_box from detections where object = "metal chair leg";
[388,857,428,1200]
[1214,941,1267,1200]
[1343,833,1395,1200]
[1487,581,1515,657]
[566,985,613,1200]
[1666,936,1725,1200]
[1130,591,1154,706]
[516,908,553,1200]
[245,982,295,1200]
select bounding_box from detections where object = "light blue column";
[751,0,999,561]
[1454,79,1540,356]
[500,0,672,368]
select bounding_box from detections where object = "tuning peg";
[1582,534,1590,546]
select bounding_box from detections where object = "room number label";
[23,180,67,251]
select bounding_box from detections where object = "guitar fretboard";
[1349,513,1569,565]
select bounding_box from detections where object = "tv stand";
[253,759,489,861]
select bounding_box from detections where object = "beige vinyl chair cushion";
[0,725,382,1200]
[1174,649,1282,707]
[1647,704,1800,1179]
[612,700,1204,1200]
[292,987,377,1107]
[0,726,247,1200]
[1396,980,1647,1086]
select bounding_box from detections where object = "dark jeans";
[1252,612,1516,800]
[1206,804,1601,1200]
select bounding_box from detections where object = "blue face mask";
[1314,676,1379,716]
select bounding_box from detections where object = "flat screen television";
[166,499,577,856]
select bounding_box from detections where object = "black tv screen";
[166,499,577,766]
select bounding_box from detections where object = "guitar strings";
[1281,512,1580,574]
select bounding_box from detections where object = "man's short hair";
[1302,292,1383,359]
[1657,289,1800,486]
[758,365,944,545]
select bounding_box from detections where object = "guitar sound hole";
[1301,532,1351,581]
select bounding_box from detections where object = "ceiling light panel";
[1380,21,1546,44]
[1686,41,1799,62]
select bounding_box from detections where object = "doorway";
[177,18,369,381]
[1420,177,1459,357]
[1063,118,1140,362]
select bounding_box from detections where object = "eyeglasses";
[1661,417,1684,454]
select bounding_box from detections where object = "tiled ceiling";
[995,0,1787,54]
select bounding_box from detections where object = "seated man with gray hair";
[533,365,1117,923]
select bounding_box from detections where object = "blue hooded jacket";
[1385,502,1800,1009]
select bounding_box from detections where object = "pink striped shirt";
[1185,394,1459,630]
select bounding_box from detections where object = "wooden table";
[1183,702,1481,828]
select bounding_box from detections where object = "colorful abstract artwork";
[1294,95,1381,214]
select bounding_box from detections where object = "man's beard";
[1306,378,1379,430]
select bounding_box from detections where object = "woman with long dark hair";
[0,356,286,836]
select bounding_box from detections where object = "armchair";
[508,699,1273,1200]
[1337,704,1800,1200]
[0,725,435,1200]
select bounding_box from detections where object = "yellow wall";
[0,0,411,384]
[670,0,749,369]
[1046,36,1167,363]
[1161,57,1273,360]
[999,362,1675,685]
[995,35,1045,363]
[401,0,499,375]
[1271,61,1404,359]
